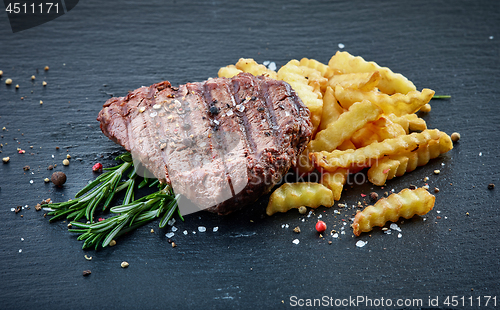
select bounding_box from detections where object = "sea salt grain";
[489,36,494,40]
[213,227,219,232]
[356,240,367,247]
[338,43,345,49]
[167,218,176,226]
[263,60,270,66]
[198,226,206,232]
[332,233,339,238]
[165,232,175,238]
[398,233,402,239]
[292,239,300,245]
[268,62,277,71]
[171,226,178,232]
[19,249,22,253]
[183,230,188,235]
[390,223,401,232]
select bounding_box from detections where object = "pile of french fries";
[218,52,453,235]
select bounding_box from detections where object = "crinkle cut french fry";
[336,139,356,151]
[352,188,435,236]
[218,65,243,78]
[328,71,381,92]
[266,182,334,216]
[309,99,382,153]
[311,129,450,171]
[297,100,381,175]
[320,168,349,201]
[278,60,323,134]
[328,51,416,95]
[334,85,435,116]
[367,133,453,186]
[319,86,344,132]
[299,58,335,79]
[350,116,406,148]
[298,66,329,94]
[387,114,427,134]
[235,58,278,79]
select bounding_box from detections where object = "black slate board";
[0,1,499,309]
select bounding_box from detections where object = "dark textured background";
[0,1,499,309]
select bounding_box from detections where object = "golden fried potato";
[278,60,323,134]
[296,99,381,175]
[299,58,335,79]
[311,129,451,171]
[350,116,407,148]
[334,85,435,116]
[328,51,416,95]
[367,133,453,186]
[335,139,356,151]
[352,188,435,236]
[266,182,334,216]
[309,100,382,152]
[320,168,349,201]
[387,113,427,133]
[218,65,243,78]
[235,58,278,79]
[328,71,381,92]
[318,86,344,131]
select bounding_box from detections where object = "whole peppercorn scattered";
[44,66,49,71]
[92,162,103,172]
[488,183,495,190]
[121,261,129,268]
[5,78,12,85]
[62,159,70,166]
[209,106,219,115]
[82,270,91,276]
[51,171,66,186]
[2,156,10,163]
[23,165,30,171]
[298,206,307,214]
[369,192,378,201]
[315,220,327,233]
[451,132,460,142]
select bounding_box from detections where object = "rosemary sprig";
[44,152,183,249]
[46,153,134,223]
[69,187,180,250]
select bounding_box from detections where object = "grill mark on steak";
[259,79,281,145]
[201,80,236,197]
[230,79,258,156]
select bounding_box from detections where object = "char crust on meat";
[97,73,312,215]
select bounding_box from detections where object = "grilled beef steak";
[97,73,312,215]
